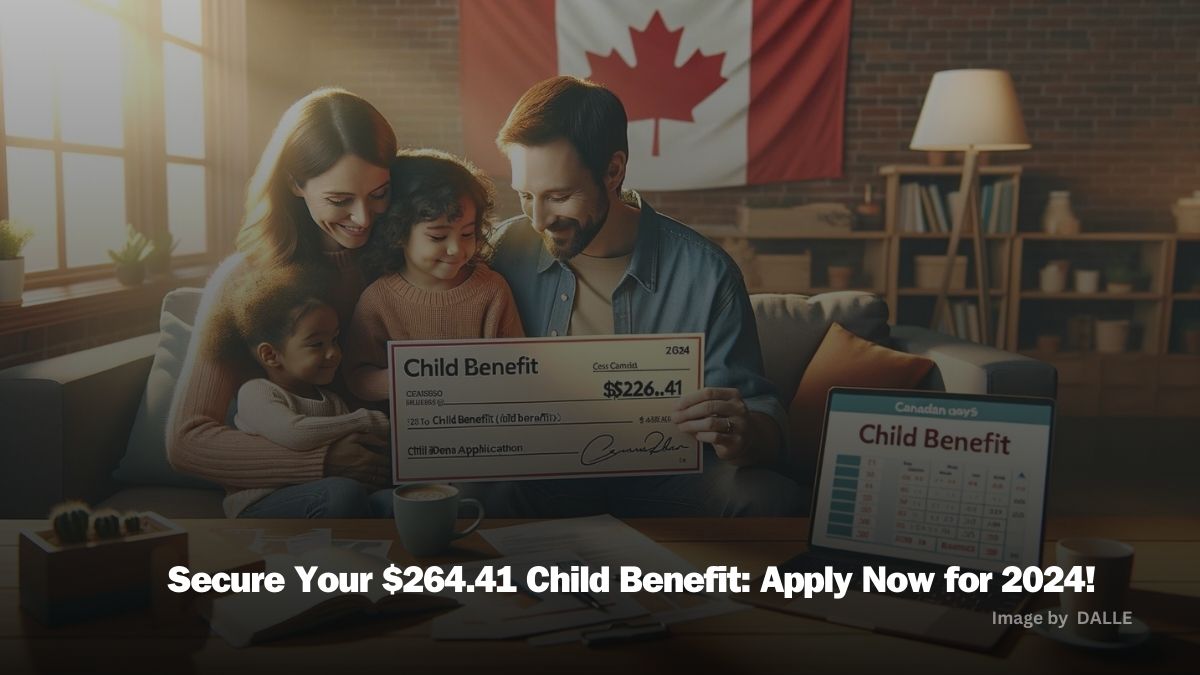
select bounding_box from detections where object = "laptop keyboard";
[785,556,1026,613]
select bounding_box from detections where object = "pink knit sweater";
[166,249,367,492]
[342,262,525,402]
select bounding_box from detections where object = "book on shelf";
[928,183,949,233]
[203,546,458,647]
[899,179,1016,234]
[919,186,940,233]
[949,300,983,344]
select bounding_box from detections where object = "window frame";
[0,0,240,291]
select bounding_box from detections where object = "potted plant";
[1105,263,1138,294]
[825,250,858,290]
[108,225,151,287]
[0,219,34,306]
[145,229,178,277]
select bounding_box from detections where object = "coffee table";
[3,517,1198,673]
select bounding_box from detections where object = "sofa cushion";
[113,288,219,489]
[751,291,890,400]
[787,322,935,469]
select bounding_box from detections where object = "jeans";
[238,477,395,518]
[457,448,805,518]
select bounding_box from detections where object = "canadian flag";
[460,0,851,191]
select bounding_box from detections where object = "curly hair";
[203,265,336,369]
[362,148,496,279]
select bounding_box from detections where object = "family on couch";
[166,76,804,519]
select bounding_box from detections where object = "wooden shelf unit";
[691,165,1199,416]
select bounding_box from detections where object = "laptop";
[744,387,1055,651]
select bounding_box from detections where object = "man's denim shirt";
[489,196,787,444]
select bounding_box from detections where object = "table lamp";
[910,69,1030,345]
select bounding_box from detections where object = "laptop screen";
[809,389,1054,573]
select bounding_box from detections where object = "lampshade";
[910,69,1030,152]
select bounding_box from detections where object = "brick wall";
[281,0,1199,231]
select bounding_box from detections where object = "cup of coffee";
[1056,538,1134,642]
[393,484,484,556]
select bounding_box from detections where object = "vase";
[0,257,24,306]
[1042,191,1081,234]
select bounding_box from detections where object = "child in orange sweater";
[342,149,524,403]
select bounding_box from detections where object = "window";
[0,0,240,286]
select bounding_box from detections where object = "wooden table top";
[2,517,1198,674]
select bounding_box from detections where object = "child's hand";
[325,433,390,488]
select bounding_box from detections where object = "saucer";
[1028,607,1150,650]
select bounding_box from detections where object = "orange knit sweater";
[166,249,368,491]
[341,262,525,402]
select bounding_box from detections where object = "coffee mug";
[1056,538,1134,642]
[393,484,484,556]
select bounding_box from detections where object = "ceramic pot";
[1036,334,1062,353]
[1074,269,1101,294]
[115,262,146,287]
[1039,262,1069,293]
[827,265,854,290]
[1094,319,1131,354]
[0,257,24,306]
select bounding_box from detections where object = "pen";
[573,591,605,612]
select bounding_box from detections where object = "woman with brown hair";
[167,88,397,518]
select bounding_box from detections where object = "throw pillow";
[113,288,220,489]
[787,322,935,473]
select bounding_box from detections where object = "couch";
[0,290,1056,518]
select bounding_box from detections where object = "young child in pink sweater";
[342,149,524,403]
[212,266,392,517]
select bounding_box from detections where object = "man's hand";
[673,387,778,466]
[324,433,390,488]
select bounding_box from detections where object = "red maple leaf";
[585,11,727,157]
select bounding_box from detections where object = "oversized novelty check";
[387,334,704,483]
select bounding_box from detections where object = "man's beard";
[542,190,610,261]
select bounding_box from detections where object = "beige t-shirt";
[567,252,633,336]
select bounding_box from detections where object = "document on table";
[431,549,647,640]
[388,334,704,483]
[480,515,746,627]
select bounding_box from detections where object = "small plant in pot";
[1104,263,1138,294]
[825,250,858,290]
[145,230,178,278]
[0,219,34,307]
[108,225,151,287]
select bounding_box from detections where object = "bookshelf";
[691,165,1199,416]
[881,164,1022,344]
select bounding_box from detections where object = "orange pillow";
[787,323,935,470]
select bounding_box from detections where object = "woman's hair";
[237,88,397,268]
[204,265,335,368]
[363,148,496,278]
